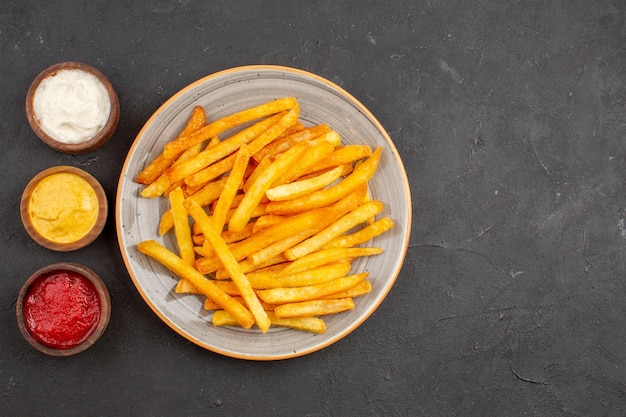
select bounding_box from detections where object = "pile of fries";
[134,97,394,334]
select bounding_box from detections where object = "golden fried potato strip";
[228,141,309,232]
[284,200,384,260]
[166,111,286,183]
[323,217,395,249]
[168,187,195,265]
[137,240,254,329]
[185,199,271,333]
[212,310,326,334]
[135,105,206,184]
[265,147,381,215]
[163,97,298,159]
[256,272,368,304]
[274,298,355,318]
[282,247,383,275]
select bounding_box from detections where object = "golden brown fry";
[243,157,272,193]
[240,108,300,157]
[168,187,195,265]
[212,310,326,334]
[284,200,384,260]
[163,97,299,159]
[321,279,372,299]
[228,140,309,232]
[204,296,275,312]
[212,146,251,232]
[273,138,336,185]
[135,106,206,184]
[265,147,381,215]
[195,207,333,274]
[141,140,207,198]
[252,123,331,162]
[282,247,383,275]
[137,240,254,329]
[305,145,372,174]
[323,217,395,249]
[158,176,229,236]
[165,112,286,183]
[214,255,288,279]
[256,272,368,304]
[266,165,344,202]
[252,214,287,232]
[185,199,271,333]
[192,233,204,246]
[274,298,355,318]
[221,221,256,243]
[247,261,352,289]
[248,229,313,266]
[184,144,256,189]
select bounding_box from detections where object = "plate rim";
[115,64,412,360]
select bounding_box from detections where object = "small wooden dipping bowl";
[16,262,111,356]
[20,166,108,252]
[25,62,120,154]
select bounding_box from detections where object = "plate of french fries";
[116,65,411,360]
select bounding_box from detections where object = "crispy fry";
[135,105,206,184]
[266,164,344,202]
[252,123,331,162]
[251,214,287,232]
[305,144,372,174]
[282,247,383,275]
[248,229,313,266]
[212,310,326,334]
[168,187,195,265]
[284,200,384,260]
[242,157,272,193]
[166,112,286,183]
[192,233,204,246]
[274,298,355,318]
[158,176,229,236]
[273,138,336,185]
[137,240,254,329]
[204,297,275,312]
[175,278,198,294]
[228,140,309,232]
[185,199,271,333]
[221,221,256,243]
[163,97,299,159]
[247,261,352,289]
[242,108,300,157]
[140,141,205,198]
[321,279,372,299]
[323,217,395,249]
[265,147,381,215]
[212,146,250,232]
[183,142,256,189]
[196,207,333,274]
[256,272,368,304]
[215,255,288,279]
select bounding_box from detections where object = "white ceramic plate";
[116,65,411,360]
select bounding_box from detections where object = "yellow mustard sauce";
[28,172,99,243]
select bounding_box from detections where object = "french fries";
[134,97,394,334]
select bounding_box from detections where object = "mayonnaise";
[28,172,99,243]
[32,69,111,144]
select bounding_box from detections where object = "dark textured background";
[2,1,626,416]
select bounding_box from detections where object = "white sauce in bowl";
[32,69,111,144]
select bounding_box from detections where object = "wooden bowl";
[25,62,120,154]
[16,262,111,356]
[20,166,108,251]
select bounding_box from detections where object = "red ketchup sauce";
[22,270,101,349]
